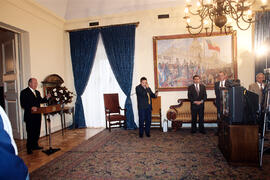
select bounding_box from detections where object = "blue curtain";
[254,11,270,79]
[101,25,137,129]
[69,29,99,128]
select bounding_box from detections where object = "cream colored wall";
[0,0,256,131]
[0,0,74,137]
[64,6,255,126]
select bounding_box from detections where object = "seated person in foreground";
[0,106,29,180]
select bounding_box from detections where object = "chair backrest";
[204,101,217,114]
[176,101,190,114]
[152,96,161,115]
[103,93,120,114]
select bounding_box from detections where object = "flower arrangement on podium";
[47,86,73,106]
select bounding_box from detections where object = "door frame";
[0,22,31,139]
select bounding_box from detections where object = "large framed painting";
[153,31,237,91]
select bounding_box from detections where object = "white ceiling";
[34,0,185,20]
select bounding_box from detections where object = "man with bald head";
[20,78,51,154]
[249,73,265,105]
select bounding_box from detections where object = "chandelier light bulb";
[184,7,189,14]
[261,0,267,4]
[247,9,252,19]
[204,20,209,25]
[187,18,191,23]
[206,0,212,4]
[197,1,201,7]
[186,0,191,4]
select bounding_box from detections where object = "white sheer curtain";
[82,35,126,128]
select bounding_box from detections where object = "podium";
[32,104,62,155]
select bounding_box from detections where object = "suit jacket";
[20,87,47,122]
[249,82,264,104]
[136,84,156,110]
[188,84,207,108]
[214,80,228,114]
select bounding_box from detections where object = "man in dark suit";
[136,77,158,138]
[20,78,51,154]
[188,75,207,134]
[214,71,228,118]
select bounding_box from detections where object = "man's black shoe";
[191,130,196,134]
[27,150,33,154]
[139,134,143,138]
[32,146,43,150]
[146,134,151,137]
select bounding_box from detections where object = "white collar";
[29,87,35,93]
[257,82,264,88]
[220,80,225,86]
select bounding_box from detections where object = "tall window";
[82,35,126,127]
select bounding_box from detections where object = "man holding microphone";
[136,77,158,138]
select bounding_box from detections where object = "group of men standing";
[21,73,265,148]
[136,74,209,136]
[136,71,265,137]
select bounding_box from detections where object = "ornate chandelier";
[183,0,268,36]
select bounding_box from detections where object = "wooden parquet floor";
[15,128,104,173]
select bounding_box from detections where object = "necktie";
[33,90,36,97]
[260,84,263,93]
[195,84,199,96]
[147,92,151,104]
[221,81,224,88]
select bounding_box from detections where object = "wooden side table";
[43,106,75,136]
[62,106,75,129]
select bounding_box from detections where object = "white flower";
[54,92,57,96]
[59,90,63,93]
[53,88,56,92]
[65,97,67,100]
[56,98,59,101]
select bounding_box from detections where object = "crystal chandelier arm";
[241,6,266,24]
[236,18,252,30]
[187,24,204,35]
[227,0,243,21]
[186,19,205,35]
[205,20,214,36]
[187,19,204,29]
[208,9,216,22]
[224,25,233,34]
[188,7,202,16]
[188,4,205,16]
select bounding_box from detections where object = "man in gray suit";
[249,73,265,105]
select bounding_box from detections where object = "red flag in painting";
[206,39,220,52]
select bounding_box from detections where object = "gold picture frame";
[153,32,237,91]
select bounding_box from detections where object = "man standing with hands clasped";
[136,77,158,138]
[20,78,51,154]
[188,75,207,134]
[214,71,228,119]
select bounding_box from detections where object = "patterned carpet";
[31,128,270,180]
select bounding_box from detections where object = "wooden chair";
[103,93,127,132]
[151,96,162,130]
